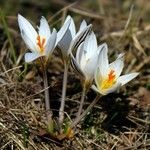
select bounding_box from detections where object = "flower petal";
[57,28,72,56]
[84,32,97,58]
[68,16,76,38]
[79,20,87,31]
[45,28,57,56]
[69,24,92,54]
[91,85,100,94]
[118,73,139,86]
[25,52,40,62]
[101,82,121,95]
[18,14,37,44]
[70,53,84,78]
[21,30,37,52]
[94,69,121,95]
[109,54,124,78]
[38,16,51,40]
[97,43,107,54]
[82,54,98,81]
[76,42,84,65]
[97,43,109,77]
[56,17,71,45]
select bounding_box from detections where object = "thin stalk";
[59,61,69,128]
[76,82,87,119]
[71,94,101,128]
[40,58,52,131]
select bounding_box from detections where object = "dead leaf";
[132,34,146,56]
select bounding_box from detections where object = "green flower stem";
[59,61,69,129]
[71,94,101,128]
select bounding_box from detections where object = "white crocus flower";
[71,32,104,85]
[57,15,92,60]
[18,14,57,63]
[92,45,139,95]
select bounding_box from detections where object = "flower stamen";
[100,70,116,90]
[108,70,115,82]
[37,35,46,53]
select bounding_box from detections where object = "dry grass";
[0,0,150,149]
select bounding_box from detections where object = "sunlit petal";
[84,32,97,58]
[97,43,109,77]
[109,55,124,78]
[69,17,76,38]
[79,20,87,31]
[76,42,84,64]
[45,29,57,56]
[83,54,98,80]
[118,73,139,86]
[21,30,37,52]
[101,82,121,95]
[38,16,50,40]
[18,14,37,44]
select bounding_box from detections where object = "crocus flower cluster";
[18,14,139,136]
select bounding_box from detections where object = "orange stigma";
[108,70,115,82]
[37,35,46,53]
[100,69,116,90]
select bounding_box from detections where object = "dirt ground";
[0,0,150,149]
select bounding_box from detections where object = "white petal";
[38,16,50,40]
[70,53,84,77]
[82,54,98,81]
[91,85,100,94]
[69,17,76,38]
[109,55,124,78]
[64,15,76,38]
[64,15,71,23]
[57,28,72,56]
[18,14,37,44]
[69,24,92,54]
[45,29,57,56]
[79,20,87,31]
[118,73,139,86]
[101,82,121,95]
[76,42,84,64]
[84,32,97,58]
[79,50,87,71]
[97,43,109,77]
[25,52,40,62]
[21,30,37,52]
[56,17,71,45]
[97,43,107,54]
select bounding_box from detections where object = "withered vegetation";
[0,0,150,149]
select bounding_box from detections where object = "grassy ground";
[0,0,150,149]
